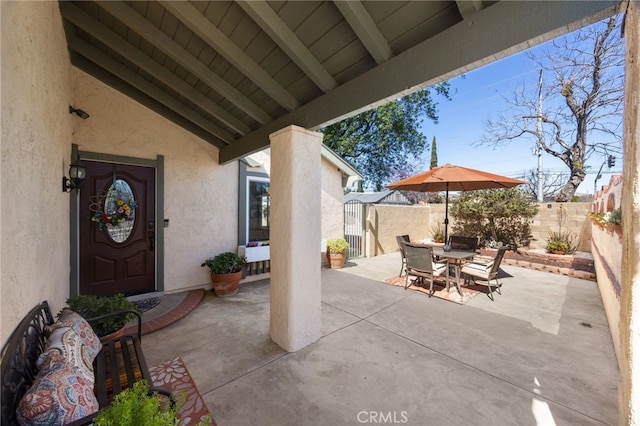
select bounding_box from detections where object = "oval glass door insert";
[104,179,136,243]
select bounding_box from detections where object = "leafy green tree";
[450,188,538,247]
[430,136,438,169]
[322,85,450,190]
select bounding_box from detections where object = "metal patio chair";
[402,242,447,296]
[447,235,479,252]
[396,234,410,277]
[460,246,508,300]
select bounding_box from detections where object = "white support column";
[621,1,640,422]
[269,125,322,352]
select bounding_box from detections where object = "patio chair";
[460,246,508,300]
[448,235,478,251]
[402,242,447,296]
[396,235,410,277]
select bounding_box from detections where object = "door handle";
[148,221,155,251]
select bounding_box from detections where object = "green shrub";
[201,252,247,274]
[449,188,538,248]
[94,381,177,426]
[61,293,138,337]
[327,238,349,254]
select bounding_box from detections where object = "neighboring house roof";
[344,190,412,205]
[244,146,362,188]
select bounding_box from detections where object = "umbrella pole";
[444,184,449,244]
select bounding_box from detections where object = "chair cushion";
[432,262,447,276]
[462,262,492,274]
[470,255,494,265]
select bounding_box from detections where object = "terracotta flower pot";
[326,252,347,269]
[210,271,242,297]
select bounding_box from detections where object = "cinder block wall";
[530,203,591,251]
[364,202,592,256]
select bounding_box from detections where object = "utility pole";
[535,70,544,202]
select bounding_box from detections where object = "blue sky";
[418,35,622,196]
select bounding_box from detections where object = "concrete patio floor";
[142,252,618,425]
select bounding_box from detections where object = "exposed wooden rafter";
[97,1,272,124]
[159,0,300,111]
[455,0,487,20]
[69,37,234,145]
[236,0,338,93]
[60,2,251,136]
[218,0,618,163]
[58,0,618,163]
[334,0,393,64]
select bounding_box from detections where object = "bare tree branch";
[480,16,624,201]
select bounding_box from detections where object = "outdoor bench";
[1,300,171,425]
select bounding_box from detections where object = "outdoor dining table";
[430,247,478,295]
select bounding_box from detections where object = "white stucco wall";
[71,69,239,294]
[1,2,73,346]
[320,156,345,242]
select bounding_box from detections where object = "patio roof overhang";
[59,1,620,165]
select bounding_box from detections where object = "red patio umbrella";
[387,163,527,243]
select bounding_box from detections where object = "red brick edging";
[123,289,205,336]
[479,248,597,282]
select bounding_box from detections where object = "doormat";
[385,275,488,305]
[133,297,161,312]
[150,357,215,425]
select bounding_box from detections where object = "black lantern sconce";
[62,163,86,192]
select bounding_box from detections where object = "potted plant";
[326,238,349,269]
[545,230,577,255]
[60,293,139,341]
[201,251,248,297]
[431,222,445,244]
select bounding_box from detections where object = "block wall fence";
[364,202,592,256]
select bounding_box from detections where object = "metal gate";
[344,200,366,258]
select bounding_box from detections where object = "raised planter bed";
[479,247,596,280]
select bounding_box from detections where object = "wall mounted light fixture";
[62,162,86,192]
[69,105,90,119]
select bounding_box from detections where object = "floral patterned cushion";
[16,364,99,425]
[37,310,101,374]
[37,326,94,380]
[49,310,102,359]
[16,311,102,425]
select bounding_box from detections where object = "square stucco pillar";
[269,125,322,352]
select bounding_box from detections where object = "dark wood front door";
[79,161,156,296]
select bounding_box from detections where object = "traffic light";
[607,155,615,168]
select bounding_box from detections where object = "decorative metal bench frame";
[1,301,170,425]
